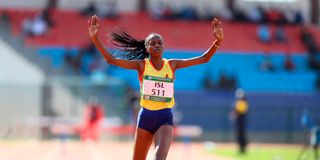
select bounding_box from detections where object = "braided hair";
[110,29,149,60]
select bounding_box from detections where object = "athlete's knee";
[154,154,167,160]
[154,146,169,160]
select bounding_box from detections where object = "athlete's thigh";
[133,128,154,160]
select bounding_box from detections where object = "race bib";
[142,75,174,102]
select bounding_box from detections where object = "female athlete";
[89,15,224,160]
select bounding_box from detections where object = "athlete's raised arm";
[169,18,224,72]
[89,15,144,72]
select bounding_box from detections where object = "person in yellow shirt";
[89,15,224,160]
[230,88,249,154]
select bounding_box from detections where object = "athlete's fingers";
[211,19,215,27]
[90,16,94,26]
[218,21,222,28]
[93,15,98,25]
[90,15,96,27]
[212,18,219,29]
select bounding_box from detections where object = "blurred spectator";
[232,8,248,22]
[226,0,247,22]
[42,7,55,28]
[139,0,147,11]
[245,5,262,23]
[81,0,119,19]
[149,2,166,20]
[226,0,235,12]
[257,6,267,23]
[81,96,104,141]
[283,53,295,72]
[46,0,57,9]
[301,109,315,129]
[218,71,229,89]
[35,19,46,36]
[217,71,236,90]
[257,23,271,43]
[199,2,219,21]
[179,5,198,20]
[149,2,177,20]
[229,89,249,154]
[65,41,99,74]
[229,75,237,89]
[310,127,319,160]
[202,71,215,91]
[96,0,119,19]
[21,17,34,36]
[283,8,296,24]
[260,53,275,72]
[81,1,96,16]
[299,26,320,71]
[298,108,319,160]
[20,6,54,37]
[293,9,304,25]
[0,10,10,25]
[21,13,48,37]
[274,23,287,43]
[265,9,285,24]
[300,26,319,56]
[161,4,177,19]
[64,48,81,73]
[219,5,233,21]
[308,55,320,71]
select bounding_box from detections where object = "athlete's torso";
[139,58,175,110]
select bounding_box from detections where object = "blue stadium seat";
[38,48,318,92]
[107,51,317,92]
[38,47,66,68]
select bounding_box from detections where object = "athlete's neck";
[150,57,163,70]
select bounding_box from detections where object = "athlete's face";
[145,34,164,58]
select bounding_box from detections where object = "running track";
[0,140,234,160]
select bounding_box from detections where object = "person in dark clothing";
[81,2,97,16]
[284,53,295,72]
[300,26,319,56]
[230,88,249,154]
[298,109,319,160]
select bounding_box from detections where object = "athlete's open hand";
[89,15,100,38]
[212,18,224,43]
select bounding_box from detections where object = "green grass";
[211,145,304,160]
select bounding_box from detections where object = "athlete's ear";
[145,40,149,49]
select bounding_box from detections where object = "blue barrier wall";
[174,91,320,142]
